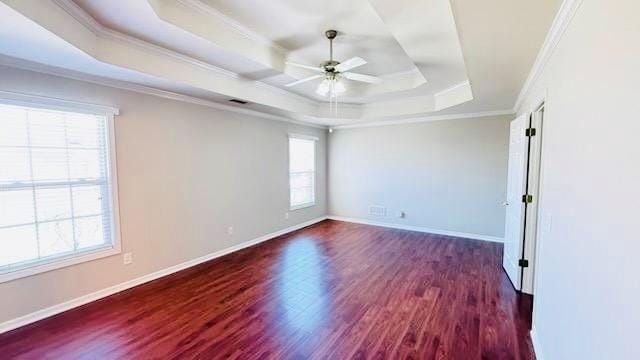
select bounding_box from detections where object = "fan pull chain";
[329,81,338,117]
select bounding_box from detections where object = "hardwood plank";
[0,220,535,359]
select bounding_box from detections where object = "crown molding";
[0,56,514,130]
[331,109,514,130]
[52,0,102,34]
[434,80,471,98]
[2,54,510,131]
[161,0,429,88]
[177,0,289,55]
[54,0,236,78]
[0,56,327,129]
[0,89,120,115]
[513,0,584,112]
[5,1,506,126]
[15,0,478,120]
[176,0,430,86]
[51,0,318,106]
[379,67,422,79]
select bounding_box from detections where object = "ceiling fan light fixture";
[286,29,379,115]
[316,77,346,98]
[316,79,330,96]
[333,80,346,95]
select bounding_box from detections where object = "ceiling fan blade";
[285,61,324,73]
[341,72,382,84]
[335,57,367,72]
[285,74,324,87]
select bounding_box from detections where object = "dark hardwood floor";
[0,220,534,359]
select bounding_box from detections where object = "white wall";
[0,65,327,324]
[518,1,640,359]
[328,115,510,239]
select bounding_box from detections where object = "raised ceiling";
[0,0,561,126]
[200,0,418,75]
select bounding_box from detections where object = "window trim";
[288,134,317,211]
[0,91,122,283]
[289,201,316,211]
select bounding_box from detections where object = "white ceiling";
[75,0,266,75]
[201,0,416,75]
[0,0,561,126]
[74,0,427,103]
[0,2,232,103]
[438,0,563,114]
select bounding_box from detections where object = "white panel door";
[503,114,529,290]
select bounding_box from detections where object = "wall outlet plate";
[123,252,133,265]
[285,212,289,219]
[227,226,234,235]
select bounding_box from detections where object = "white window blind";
[0,102,117,277]
[289,135,316,209]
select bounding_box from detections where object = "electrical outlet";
[227,226,234,235]
[285,212,289,219]
[123,252,133,265]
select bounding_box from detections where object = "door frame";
[521,100,545,294]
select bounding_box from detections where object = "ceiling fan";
[285,30,382,98]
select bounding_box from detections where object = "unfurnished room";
[0,0,638,359]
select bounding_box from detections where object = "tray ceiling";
[0,0,561,126]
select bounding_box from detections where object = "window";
[289,135,317,210]
[0,99,120,282]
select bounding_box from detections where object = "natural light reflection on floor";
[276,237,330,333]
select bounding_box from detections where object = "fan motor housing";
[325,30,337,40]
[321,60,340,72]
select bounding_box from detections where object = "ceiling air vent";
[228,99,248,105]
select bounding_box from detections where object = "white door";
[521,106,544,294]
[503,114,529,290]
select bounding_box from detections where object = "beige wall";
[0,66,327,323]
[518,1,640,359]
[328,116,510,238]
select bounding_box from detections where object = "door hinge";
[525,128,537,137]
[522,194,533,203]
[518,259,529,268]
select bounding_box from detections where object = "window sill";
[0,246,121,284]
[289,202,316,211]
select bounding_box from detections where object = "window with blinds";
[0,102,118,278]
[289,136,316,210]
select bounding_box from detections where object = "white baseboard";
[530,326,545,360]
[0,216,328,334]
[328,215,503,243]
